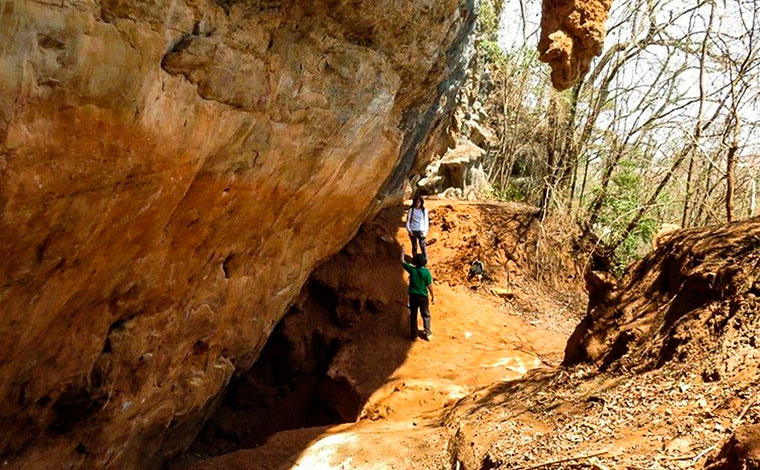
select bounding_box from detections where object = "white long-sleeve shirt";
[406,207,429,234]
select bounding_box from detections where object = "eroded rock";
[539,0,614,90]
[183,206,410,460]
[0,1,476,467]
[418,138,489,198]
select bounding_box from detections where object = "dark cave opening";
[178,215,410,465]
[185,281,357,458]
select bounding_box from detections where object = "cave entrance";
[186,281,360,457]
[181,211,411,463]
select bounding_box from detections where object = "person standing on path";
[406,196,429,259]
[402,252,435,341]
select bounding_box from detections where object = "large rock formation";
[0,0,601,468]
[417,139,490,199]
[539,0,613,90]
[0,1,476,467]
[415,66,495,200]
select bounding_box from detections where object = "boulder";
[468,119,496,148]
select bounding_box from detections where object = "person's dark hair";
[411,196,425,209]
[412,254,427,267]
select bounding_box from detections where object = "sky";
[496,0,760,168]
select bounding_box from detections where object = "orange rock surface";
[0,1,476,467]
[539,0,613,90]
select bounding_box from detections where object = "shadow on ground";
[168,200,587,470]
[169,206,415,469]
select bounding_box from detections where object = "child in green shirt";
[402,253,435,341]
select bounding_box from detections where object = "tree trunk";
[726,110,740,222]
[586,138,624,231]
[610,148,689,252]
[683,0,714,227]
[682,155,695,227]
[539,90,560,216]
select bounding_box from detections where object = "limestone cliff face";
[0,0,475,467]
[539,0,613,90]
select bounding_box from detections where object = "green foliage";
[479,39,507,64]
[490,183,526,202]
[613,214,657,275]
[478,0,501,42]
[591,159,658,274]
[477,0,506,64]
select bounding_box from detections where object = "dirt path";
[175,201,585,470]
[173,203,760,470]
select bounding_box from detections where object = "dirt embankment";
[172,200,586,469]
[446,217,760,470]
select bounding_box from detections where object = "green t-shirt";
[403,263,433,296]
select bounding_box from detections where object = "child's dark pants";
[409,294,431,339]
[410,231,427,258]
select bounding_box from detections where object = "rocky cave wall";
[0,0,610,468]
[0,1,475,467]
[185,211,408,459]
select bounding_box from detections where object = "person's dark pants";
[409,294,431,339]
[410,230,427,258]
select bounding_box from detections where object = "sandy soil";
[174,204,760,470]
[173,200,586,470]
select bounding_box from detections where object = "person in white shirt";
[406,196,429,259]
